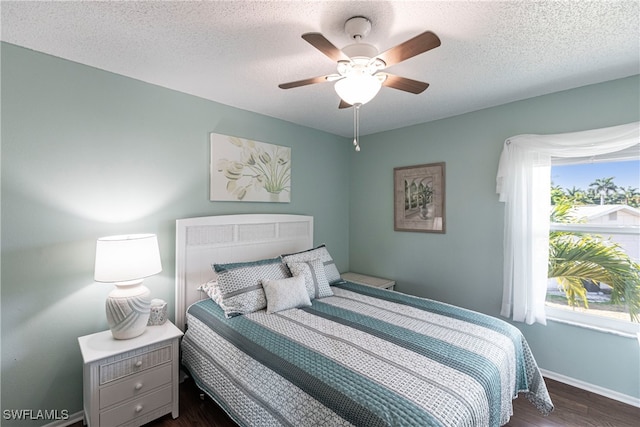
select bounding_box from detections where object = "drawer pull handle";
[135,404,143,413]
[134,382,143,390]
[134,361,143,368]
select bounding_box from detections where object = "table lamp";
[94,234,162,339]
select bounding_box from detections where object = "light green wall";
[0,43,350,424]
[349,75,640,399]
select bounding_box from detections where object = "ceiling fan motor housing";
[342,43,378,59]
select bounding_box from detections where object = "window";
[548,159,640,337]
[496,121,639,329]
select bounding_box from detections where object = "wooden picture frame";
[394,162,445,233]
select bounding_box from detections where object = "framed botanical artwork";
[210,133,291,203]
[394,162,445,233]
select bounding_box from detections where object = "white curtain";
[496,121,640,325]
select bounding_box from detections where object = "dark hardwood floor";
[504,378,639,427]
[73,377,640,426]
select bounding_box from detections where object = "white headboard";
[175,214,314,330]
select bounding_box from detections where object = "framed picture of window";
[394,162,445,233]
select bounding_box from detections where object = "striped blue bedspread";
[182,282,553,426]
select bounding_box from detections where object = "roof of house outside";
[570,205,640,221]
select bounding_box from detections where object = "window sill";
[546,305,640,340]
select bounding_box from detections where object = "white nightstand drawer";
[100,363,172,409]
[100,345,171,385]
[99,384,172,427]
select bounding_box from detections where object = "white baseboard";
[541,369,640,408]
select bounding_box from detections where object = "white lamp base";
[106,280,151,340]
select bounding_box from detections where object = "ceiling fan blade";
[338,99,352,109]
[302,33,350,62]
[381,74,429,94]
[278,75,330,89]
[376,31,441,67]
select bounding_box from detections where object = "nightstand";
[341,272,396,290]
[78,321,183,427]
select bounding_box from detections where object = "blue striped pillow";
[213,257,290,317]
[281,244,344,285]
[287,258,333,300]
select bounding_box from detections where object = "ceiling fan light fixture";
[334,74,382,106]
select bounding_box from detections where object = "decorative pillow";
[262,275,311,314]
[287,259,333,300]
[197,280,223,305]
[213,257,290,317]
[281,244,344,285]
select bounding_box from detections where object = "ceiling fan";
[278,16,441,109]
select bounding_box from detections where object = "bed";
[175,214,553,426]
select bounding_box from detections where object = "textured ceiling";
[1,1,639,137]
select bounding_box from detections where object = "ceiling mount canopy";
[344,16,371,40]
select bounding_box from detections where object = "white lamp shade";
[94,234,162,283]
[334,75,382,106]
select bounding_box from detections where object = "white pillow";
[262,275,312,314]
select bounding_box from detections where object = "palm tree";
[619,186,640,207]
[565,186,590,205]
[549,204,640,321]
[550,184,566,205]
[589,177,617,205]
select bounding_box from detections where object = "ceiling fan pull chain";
[353,103,361,152]
[352,103,358,148]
